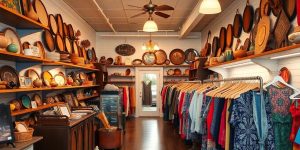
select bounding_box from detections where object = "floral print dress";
[230,91,275,150]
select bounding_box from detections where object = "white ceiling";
[63,0,233,32]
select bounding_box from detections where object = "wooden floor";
[121,117,191,150]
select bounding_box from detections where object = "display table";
[0,136,43,150]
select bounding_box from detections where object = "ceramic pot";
[33,78,43,88]
[0,33,8,49]
[25,0,38,21]
[225,49,234,61]
[7,43,18,53]
[50,78,58,87]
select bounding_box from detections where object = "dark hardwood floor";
[121,117,192,150]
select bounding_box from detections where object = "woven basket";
[14,128,34,143]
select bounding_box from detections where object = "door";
[136,68,163,117]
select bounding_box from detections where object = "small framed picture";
[19,76,32,88]
[31,101,37,109]
[57,104,71,118]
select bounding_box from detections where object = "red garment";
[123,87,128,114]
[218,100,227,148]
[290,101,300,149]
[161,86,168,112]
[178,92,185,137]
[207,98,215,140]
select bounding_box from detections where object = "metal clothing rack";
[203,76,264,100]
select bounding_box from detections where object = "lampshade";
[199,0,221,14]
[143,19,158,32]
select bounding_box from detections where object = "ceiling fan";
[129,0,174,18]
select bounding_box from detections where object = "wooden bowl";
[71,55,84,65]
[233,49,247,59]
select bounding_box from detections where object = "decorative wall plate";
[25,69,40,81]
[107,57,113,65]
[233,9,243,38]
[42,71,53,87]
[34,0,49,27]
[3,28,22,54]
[154,50,167,65]
[115,44,136,56]
[132,59,142,65]
[243,1,254,33]
[21,95,31,109]
[174,69,182,75]
[226,24,233,48]
[72,41,79,56]
[184,48,199,64]
[167,69,174,76]
[169,49,185,65]
[212,37,219,57]
[48,14,58,34]
[219,27,227,52]
[55,34,65,52]
[0,65,19,88]
[56,14,64,37]
[54,74,66,86]
[142,52,156,65]
[43,29,55,52]
[279,67,291,83]
[64,37,72,53]
[68,24,75,39]
[63,23,69,37]
[87,49,93,60]
[32,94,42,106]
[11,100,22,110]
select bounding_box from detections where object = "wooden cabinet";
[34,113,95,150]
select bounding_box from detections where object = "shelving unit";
[77,94,100,101]
[0,5,49,30]
[108,75,135,78]
[164,75,189,77]
[107,64,190,68]
[205,44,300,78]
[0,85,100,94]
[11,102,64,116]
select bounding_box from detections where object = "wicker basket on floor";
[14,128,34,142]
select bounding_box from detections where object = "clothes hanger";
[264,75,300,92]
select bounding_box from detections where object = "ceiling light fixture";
[143,17,158,32]
[199,0,222,14]
[142,33,160,52]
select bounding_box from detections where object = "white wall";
[200,0,300,88]
[96,32,201,61]
[0,0,96,104]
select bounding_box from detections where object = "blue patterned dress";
[229,91,275,150]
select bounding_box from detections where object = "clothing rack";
[203,76,264,100]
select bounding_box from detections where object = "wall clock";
[142,52,156,65]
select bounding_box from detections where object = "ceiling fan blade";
[155,12,170,18]
[130,12,147,18]
[128,5,143,9]
[155,5,174,11]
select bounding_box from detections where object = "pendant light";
[199,0,222,14]
[143,16,158,32]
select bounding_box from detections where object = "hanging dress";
[142,81,152,106]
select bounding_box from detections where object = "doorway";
[136,68,163,117]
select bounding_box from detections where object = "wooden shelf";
[108,75,135,78]
[0,50,44,62]
[0,5,49,30]
[43,61,99,71]
[0,85,100,94]
[107,81,135,84]
[77,94,99,101]
[205,44,300,69]
[11,102,64,116]
[164,75,189,77]
[107,65,190,68]
[0,136,43,150]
